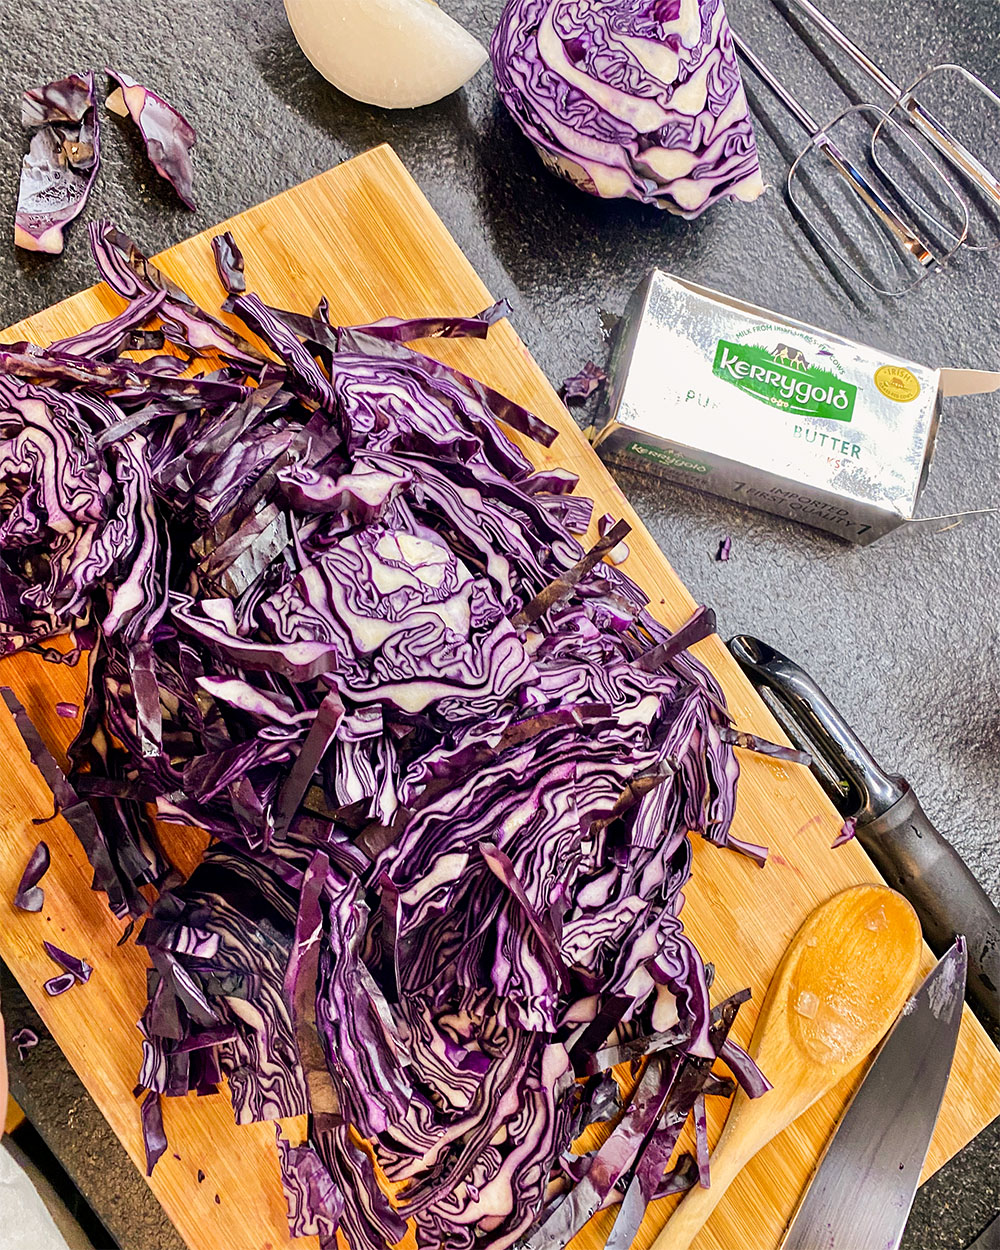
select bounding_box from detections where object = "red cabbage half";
[0,223,775,1248]
[490,0,765,216]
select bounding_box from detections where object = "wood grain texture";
[5,1098,25,1136]
[0,145,997,1250]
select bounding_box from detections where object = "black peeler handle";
[861,787,1000,1044]
[729,635,1000,1044]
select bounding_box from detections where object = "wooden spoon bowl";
[650,884,923,1250]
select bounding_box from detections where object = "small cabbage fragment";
[12,1027,39,1061]
[211,231,246,295]
[16,71,100,254]
[14,841,50,912]
[832,816,858,848]
[43,940,93,984]
[56,701,79,718]
[716,535,732,562]
[693,1092,711,1187]
[275,1124,345,1240]
[720,727,812,767]
[598,512,630,564]
[633,603,716,672]
[562,361,606,404]
[43,971,77,996]
[106,70,197,209]
[140,1090,168,1176]
[491,0,765,216]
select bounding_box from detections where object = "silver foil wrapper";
[594,271,942,544]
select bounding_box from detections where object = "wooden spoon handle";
[648,1091,756,1250]
[647,886,923,1250]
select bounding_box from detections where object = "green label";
[627,441,710,474]
[712,340,857,423]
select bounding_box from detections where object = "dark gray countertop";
[1,0,998,1246]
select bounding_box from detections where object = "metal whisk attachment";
[734,1,1000,296]
[784,0,1000,250]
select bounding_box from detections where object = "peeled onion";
[284,0,488,110]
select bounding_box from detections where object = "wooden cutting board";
[1,144,998,1250]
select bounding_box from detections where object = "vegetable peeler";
[729,634,1000,1043]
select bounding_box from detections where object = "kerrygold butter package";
[594,271,995,543]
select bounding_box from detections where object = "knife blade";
[728,634,1000,1044]
[781,939,967,1250]
[969,1213,1000,1249]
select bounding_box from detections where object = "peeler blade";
[728,634,906,822]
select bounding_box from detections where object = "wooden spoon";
[649,884,923,1250]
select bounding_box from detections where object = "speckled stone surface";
[0,0,998,1246]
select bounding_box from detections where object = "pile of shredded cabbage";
[1,224,778,1250]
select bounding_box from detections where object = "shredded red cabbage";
[716,535,732,562]
[43,971,77,996]
[14,841,50,912]
[16,71,100,254]
[562,362,606,404]
[693,1092,711,1188]
[211,231,245,296]
[720,727,812,768]
[832,817,858,848]
[106,70,197,209]
[0,224,775,1247]
[140,1090,168,1176]
[597,512,630,565]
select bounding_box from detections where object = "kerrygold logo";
[627,441,709,474]
[712,340,857,424]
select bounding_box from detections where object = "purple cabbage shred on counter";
[43,971,77,997]
[106,69,197,209]
[562,361,606,403]
[15,71,100,254]
[140,1091,167,1176]
[43,940,93,984]
[211,231,246,295]
[490,0,765,215]
[12,1028,39,1061]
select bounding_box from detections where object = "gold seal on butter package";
[594,271,999,543]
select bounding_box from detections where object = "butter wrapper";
[594,271,944,543]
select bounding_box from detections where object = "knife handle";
[859,786,1000,1043]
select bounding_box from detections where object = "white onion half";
[284,0,488,110]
